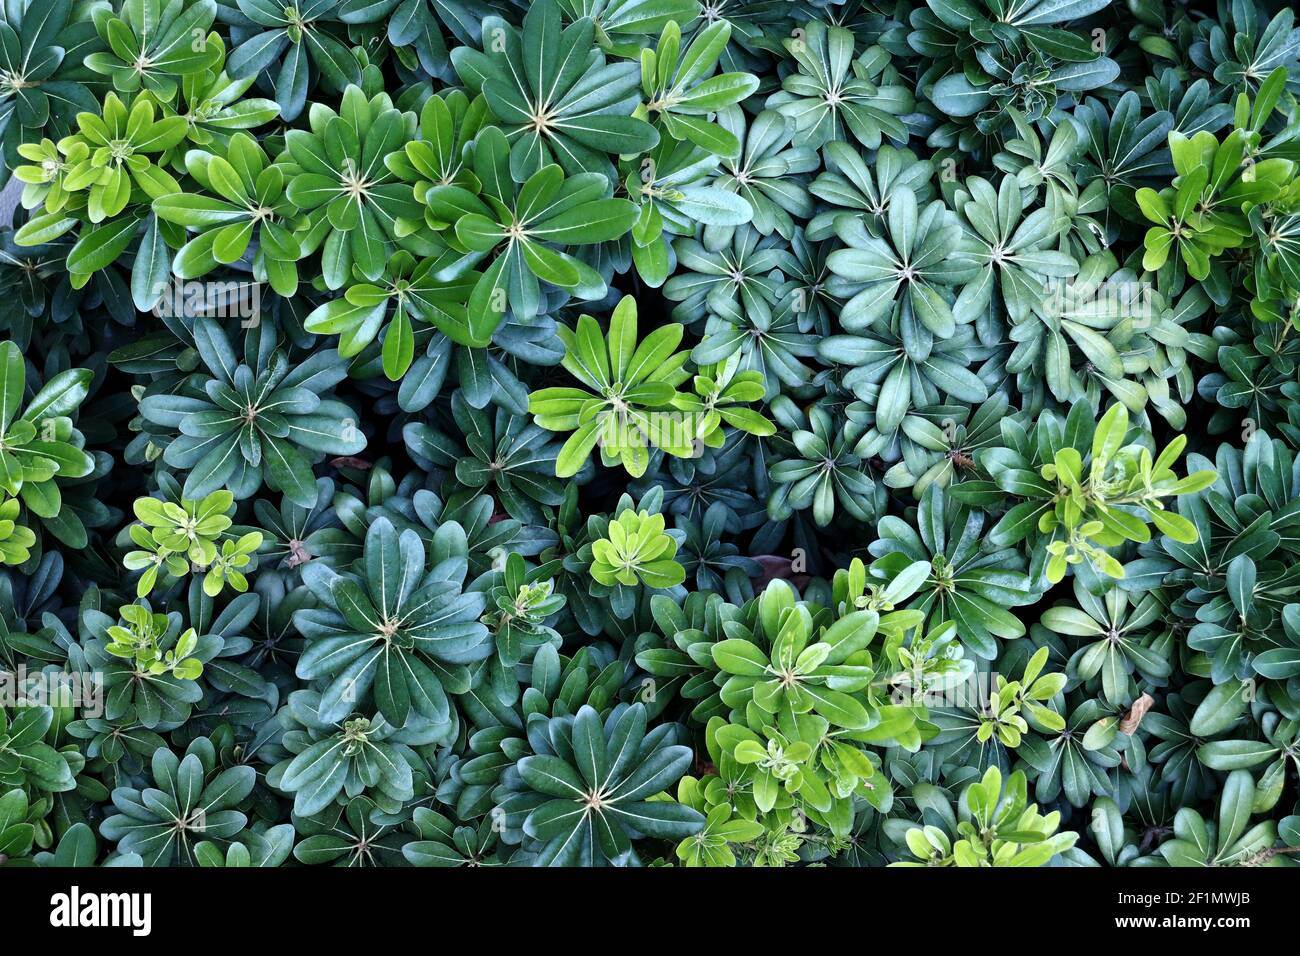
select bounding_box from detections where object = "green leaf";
[711,639,769,676]
[0,343,24,432]
[66,216,141,275]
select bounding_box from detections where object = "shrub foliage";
[1,0,1299,868]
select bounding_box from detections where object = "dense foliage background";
[1,0,1300,868]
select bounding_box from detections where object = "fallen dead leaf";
[1119,692,1155,735]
